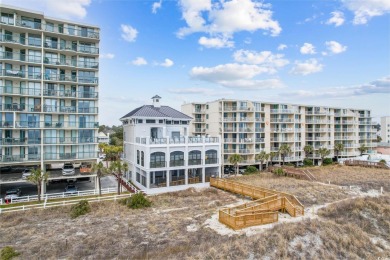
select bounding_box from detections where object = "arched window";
[170,151,184,167]
[188,150,201,165]
[150,152,165,168]
[205,149,218,164]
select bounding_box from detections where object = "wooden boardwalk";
[344,160,389,169]
[210,178,304,230]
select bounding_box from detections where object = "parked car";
[4,188,22,201]
[21,168,32,179]
[62,162,75,176]
[65,184,78,194]
[99,154,106,159]
[80,162,92,174]
[73,162,81,168]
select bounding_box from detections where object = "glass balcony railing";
[43,24,99,39]
[15,19,42,30]
[43,73,98,84]
[188,159,202,165]
[1,16,14,25]
[170,160,185,167]
[150,161,166,168]
[0,138,28,145]
[0,86,41,96]
[0,51,41,63]
[43,137,98,144]
[1,154,41,162]
[205,158,218,164]
[43,89,98,99]
[0,33,27,45]
[0,121,98,129]
[44,152,98,160]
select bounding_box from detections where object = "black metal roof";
[120,105,192,120]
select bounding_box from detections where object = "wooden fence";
[210,178,304,230]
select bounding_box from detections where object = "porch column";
[167,171,170,187]
[202,167,205,183]
[146,171,150,189]
[185,169,188,185]
[41,179,46,197]
[94,176,100,191]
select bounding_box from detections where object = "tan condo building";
[182,99,376,168]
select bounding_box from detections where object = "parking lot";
[0,164,117,199]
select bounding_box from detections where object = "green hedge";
[70,200,91,219]
[303,158,313,166]
[322,158,333,166]
[1,246,20,260]
[119,193,152,209]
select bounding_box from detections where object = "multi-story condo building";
[380,116,390,144]
[121,96,221,194]
[182,99,376,167]
[0,6,99,185]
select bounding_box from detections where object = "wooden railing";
[344,160,389,169]
[210,178,304,230]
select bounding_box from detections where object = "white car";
[62,163,75,176]
[21,168,32,179]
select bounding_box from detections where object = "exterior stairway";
[112,173,140,193]
[210,178,304,230]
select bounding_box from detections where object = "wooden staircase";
[112,173,140,193]
[210,178,304,230]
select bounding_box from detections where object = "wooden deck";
[210,178,304,230]
[344,160,389,169]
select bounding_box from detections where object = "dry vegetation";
[232,172,352,207]
[308,165,390,191]
[1,166,389,259]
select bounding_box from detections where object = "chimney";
[152,95,161,108]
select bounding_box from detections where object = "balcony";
[205,158,218,164]
[239,117,251,121]
[170,160,185,167]
[255,138,265,142]
[0,34,27,46]
[43,56,99,69]
[255,128,265,132]
[43,137,97,144]
[138,136,219,145]
[306,120,332,124]
[188,159,202,166]
[0,51,41,63]
[223,117,236,121]
[306,137,330,141]
[194,118,204,122]
[150,161,166,168]
[43,74,99,84]
[224,138,235,143]
[43,24,100,39]
[239,138,253,143]
[306,128,332,132]
[306,111,333,116]
[169,137,186,144]
[15,19,42,30]
[194,108,205,113]
[0,104,40,113]
[0,85,41,96]
[44,152,97,160]
[270,118,294,123]
[0,138,28,145]
[238,128,252,132]
[223,149,236,154]
[239,149,251,154]
[270,109,298,114]
[223,106,237,111]
[0,69,26,78]
[255,118,265,122]
[1,154,41,163]
[271,128,294,132]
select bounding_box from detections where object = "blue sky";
[4,0,390,125]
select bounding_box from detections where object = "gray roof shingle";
[120,105,192,120]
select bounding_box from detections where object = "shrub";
[273,168,284,176]
[120,193,152,209]
[378,159,386,165]
[70,200,91,219]
[1,246,20,260]
[322,158,333,166]
[285,163,295,167]
[303,158,313,166]
[244,166,257,174]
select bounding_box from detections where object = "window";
[137,150,140,164]
[146,119,156,123]
[206,114,209,119]
[138,119,143,123]
[166,120,171,124]
[28,34,41,47]
[141,151,144,166]
[159,120,163,123]
[1,13,13,25]
[46,22,54,32]
[206,104,209,109]
[150,152,165,168]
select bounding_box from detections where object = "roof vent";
[152,95,161,108]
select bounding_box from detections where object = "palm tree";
[278,144,292,166]
[103,145,123,167]
[26,168,48,203]
[304,145,314,164]
[318,147,331,165]
[108,160,129,195]
[256,151,268,171]
[98,143,108,156]
[228,154,242,175]
[334,143,344,161]
[269,152,278,167]
[91,161,106,196]
[358,144,367,156]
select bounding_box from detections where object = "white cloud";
[159,58,174,67]
[190,63,284,90]
[300,43,316,55]
[290,59,323,75]
[233,49,289,71]
[326,11,345,26]
[2,0,91,19]
[342,0,390,24]
[100,53,115,59]
[121,24,138,42]
[152,0,162,14]
[177,0,281,47]
[132,57,148,66]
[325,41,347,54]
[284,76,390,98]
[198,36,234,48]
[277,44,287,50]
